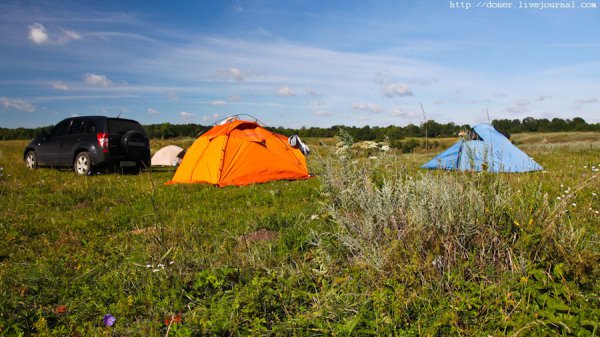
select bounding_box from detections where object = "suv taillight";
[97,133,109,152]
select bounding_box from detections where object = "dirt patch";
[130,226,158,235]
[239,229,280,243]
[73,201,90,209]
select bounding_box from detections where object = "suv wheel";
[25,151,38,169]
[74,152,92,175]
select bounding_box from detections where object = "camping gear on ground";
[151,145,185,167]
[166,116,310,186]
[288,134,310,155]
[421,123,543,172]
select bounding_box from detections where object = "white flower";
[369,156,378,160]
[335,147,347,155]
[380,145,390,152]
[572,203,577,207]
[556,197,561,200]
[592,192,597,197]
[310,214,319,220]
[157,263,165,268]
[152,269,160,272]
[169,261,175,265]
[146,264,152,268]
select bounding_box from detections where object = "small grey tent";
[421,123,542,172]
[151,145,185,167]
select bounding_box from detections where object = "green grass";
[0,133,599,336]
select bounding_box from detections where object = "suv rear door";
[61,118,86,165]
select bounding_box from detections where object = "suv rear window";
[108,119,145,135]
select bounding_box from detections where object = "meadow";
[0,132,598,336]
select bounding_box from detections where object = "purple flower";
[103,314,116,327]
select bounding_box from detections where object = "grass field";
[0,132,599,336]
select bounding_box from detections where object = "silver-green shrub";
[316,139,516,276]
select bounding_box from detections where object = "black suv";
[24,116,151,175]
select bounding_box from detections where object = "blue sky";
[1,0,599,128]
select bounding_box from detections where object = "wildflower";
[152,269,160,272]
[593,192,597,197]
[380,145,390,152]
[54,305,67,314]
[560,184,564,188]
[146,264,152,268]
[103,314,116,327]
[164,313,182,326]
[310,214,319,220]
[369,156,378,160]
[157,263,165,269]
[556,197,561,200]
[596,211,599,214]
[169,261,175,265]
[572,203,577,207]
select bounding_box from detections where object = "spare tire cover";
[120,130,148,159]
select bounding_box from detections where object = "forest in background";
[1,116,598,141]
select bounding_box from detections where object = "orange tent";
[166,118,310,187]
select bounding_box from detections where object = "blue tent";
[421,123,543,172]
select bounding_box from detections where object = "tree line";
[1,117,598,141]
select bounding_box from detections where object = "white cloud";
[180,111,195,119]
[28,23,49,44]
[51,81,69,91]
[388,108,413,117]
[0,97,36,112]
[382,83,413,97]
[352,102,381,114]
[217,67,251,81]
[506,99,531,114]
[147,108,160,115]
[277,85,296,96]
[84,73,112,87]
[58,29,82,44]
[28,23,82,45]
[574,97,598,104]
[211,100,227,105]
[202,113,220,121]
[305,87,319,95]
[374,71,414,98]
[535,95,551,101]
[313,110,334,117]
